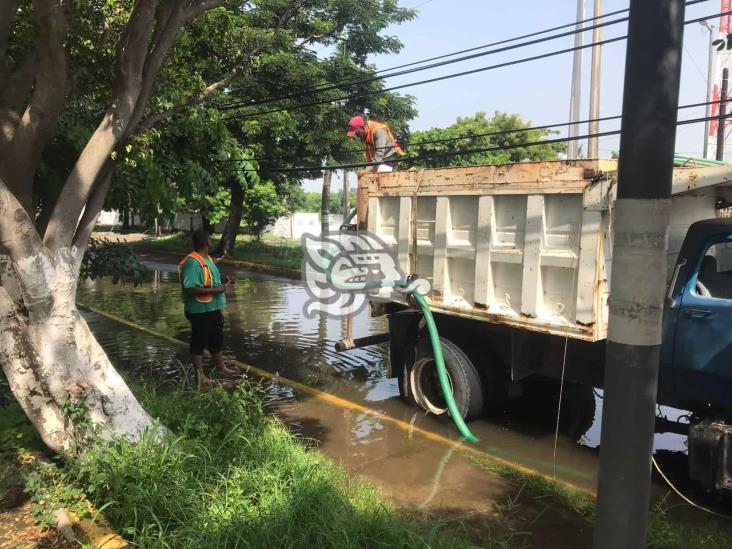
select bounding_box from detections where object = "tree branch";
[140,43,267,130]
[0,52,37,150]
[43,0,160,251]
[72,161,114,251]
[0,0,68,215]
[140,1,304,130]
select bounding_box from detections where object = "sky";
[302,0,718,192]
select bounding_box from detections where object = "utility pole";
[343,171,350,219]
[717,68,729,161]
[321,168,332,235]
[588,0,602,159]
[568,0,584,159]
[594,2,685,548]
[702,20,715,159]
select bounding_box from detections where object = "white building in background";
[97,210,352,237]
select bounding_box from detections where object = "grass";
[1,374,478,548]
[467,452,732,549]
[128,232,303,271]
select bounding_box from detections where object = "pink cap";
[347,115,366,137]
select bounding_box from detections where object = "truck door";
[672,236,732,408]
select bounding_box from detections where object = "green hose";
[319,245,479,443]
[410,289,479,443]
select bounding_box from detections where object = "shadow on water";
[78,255,732,522]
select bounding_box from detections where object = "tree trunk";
[0,247,154,452]
[321,169,332,235]
[214,178,244,257]
[201,216,214,234]
[121,207,131,234]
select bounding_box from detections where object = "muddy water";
[77,254,690,505]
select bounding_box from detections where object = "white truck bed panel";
[359,160,732,342]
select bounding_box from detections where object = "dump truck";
[354,159,732,492]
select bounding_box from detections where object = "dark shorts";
[185,309,224,356]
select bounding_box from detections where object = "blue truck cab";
[661,219,732,490]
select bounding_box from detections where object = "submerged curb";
[133,245,302,280]
[215,256,300,280]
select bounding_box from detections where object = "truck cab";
[663,219,732,413]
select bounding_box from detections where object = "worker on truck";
[347,115,404,172]
[179,228,238,388]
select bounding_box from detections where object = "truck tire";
[405,335,484,421]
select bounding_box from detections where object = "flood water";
[76,253,708,512]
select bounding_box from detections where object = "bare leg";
[191,355,210,388]
[212,352,239,376]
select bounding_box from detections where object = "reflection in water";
[77,257,691,494]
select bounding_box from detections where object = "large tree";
[0,0,414,452]
[404,111,565,169]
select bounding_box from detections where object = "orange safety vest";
[178,251,214,303]
[364,121,405,162]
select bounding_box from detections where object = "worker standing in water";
[179,228,238,388]
[347,115,404,172]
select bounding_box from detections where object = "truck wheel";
[406,336,484,421]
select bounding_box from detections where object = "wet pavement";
[76,253,732,542]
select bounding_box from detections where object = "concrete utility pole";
[717,68,729,161]
[594,1,685,548]
[588,0,602,159]
[321,169,332,235]
[343,171,350,219]
[702,21,715,159]
[568,0,584,159]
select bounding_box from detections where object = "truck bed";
[357,160,732,342]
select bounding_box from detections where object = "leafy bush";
[81,237,147,286]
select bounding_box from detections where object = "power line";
[221,6,726,122]
[218,4,632,108]
[218,0,712,115]
[222,35,627,120]
[216,98,731,165]
[217,15,630,111]
[223,110,732,174]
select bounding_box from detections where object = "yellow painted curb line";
[133,245,301,280]
[217,256,300,280]
[78,302,597,499]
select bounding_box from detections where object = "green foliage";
[405,111,565,169]
[242,181,287,239]
[81,238,147,287]
[25,462,90,529]
[29,379,472,548]
[300,190,356,214]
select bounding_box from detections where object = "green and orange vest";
[364,121,405,162]
[178,251,214,303]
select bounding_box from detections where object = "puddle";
[77,253,710,511]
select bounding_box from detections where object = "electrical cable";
[652,456,732,520]
[222,35,629,120]
[216,98,732,168]
[226,110,732,174]
[219,0,711,112]
[218,15,629,111]
[220,2,718,120]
